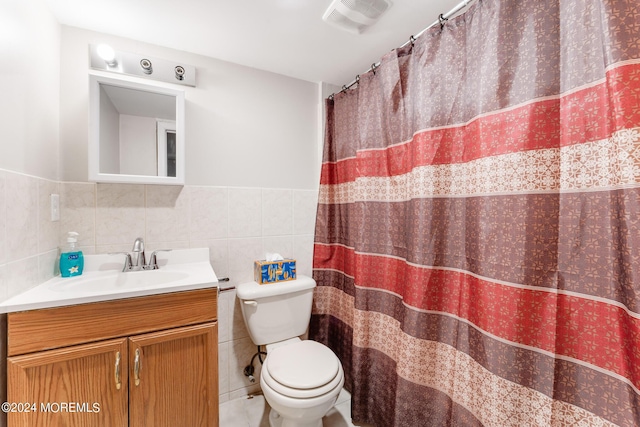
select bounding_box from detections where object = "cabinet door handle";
[115,351,121,390]
[134,348,141,386]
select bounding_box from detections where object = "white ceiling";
[43,0,466,86]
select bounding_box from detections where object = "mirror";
[89,73,185,185]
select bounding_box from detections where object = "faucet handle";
[109,252,134,272]
[145,249,172,270]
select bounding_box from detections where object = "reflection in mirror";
[89,73,185,185]
[157,120,176,177]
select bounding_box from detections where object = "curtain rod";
[333,0,476,96]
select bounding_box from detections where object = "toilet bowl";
[261,339,344,427]
[236,276,345,427]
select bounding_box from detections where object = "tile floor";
[219,388,374,427]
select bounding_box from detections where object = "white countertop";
[0,248,218,314]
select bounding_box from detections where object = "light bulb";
[97,44,117,67]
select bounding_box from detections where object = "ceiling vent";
[322,0,392,34]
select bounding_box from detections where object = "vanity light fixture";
[140,58,153,74]
[88,44,196,87]
[175,66,185,81]
[96,43,117,67]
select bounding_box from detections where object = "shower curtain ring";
[355,75,360,85]
[439,13,448,30]
[371,63,377,75]
[341,85,348,93]
[409,35,416,47]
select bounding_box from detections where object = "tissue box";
[254,259,297,284]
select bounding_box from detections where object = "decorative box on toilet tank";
[253,259,297,284]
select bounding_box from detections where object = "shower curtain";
[310,0,640,426]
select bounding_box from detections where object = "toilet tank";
[236,275,316,346]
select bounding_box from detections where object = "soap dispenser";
[60,231,84,277]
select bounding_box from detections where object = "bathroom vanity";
[0,248,219,427]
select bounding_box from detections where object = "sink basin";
[50,270,191,293]
[0,248,218,314]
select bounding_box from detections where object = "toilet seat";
[262,340,343,399]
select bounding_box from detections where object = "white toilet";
[236,275,345,427]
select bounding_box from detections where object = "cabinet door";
[129,322,218,427]
[7,338,128,427]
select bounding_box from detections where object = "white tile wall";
[38,180,60,253]
[229,188,262,238]
[95,184,146,246]
[145,185,190,244]
[0,171,60,299]
[6,173,39,262]
[0,171,319,402]
[262,189,293,236]
[60,182,96,248]
[6,257,40,298]
[228,237,264,285]
[190,187,228,240]
[294,234,315,277]
[294,190,318,235]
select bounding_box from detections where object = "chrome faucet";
[131,237,146,270]
[110,238,172,272]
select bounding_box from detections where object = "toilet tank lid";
[236,275,316,300]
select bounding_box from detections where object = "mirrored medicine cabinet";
[88,73,185,185]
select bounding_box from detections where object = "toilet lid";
[266,340,340,389]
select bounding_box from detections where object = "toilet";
[236,275,344,427]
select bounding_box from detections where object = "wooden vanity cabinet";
[5,288,219,427]
[128,323,217,426]
[8,338,129,427]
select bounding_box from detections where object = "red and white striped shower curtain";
[310,0,640,426]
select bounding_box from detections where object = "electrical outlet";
[50,193,60,222]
